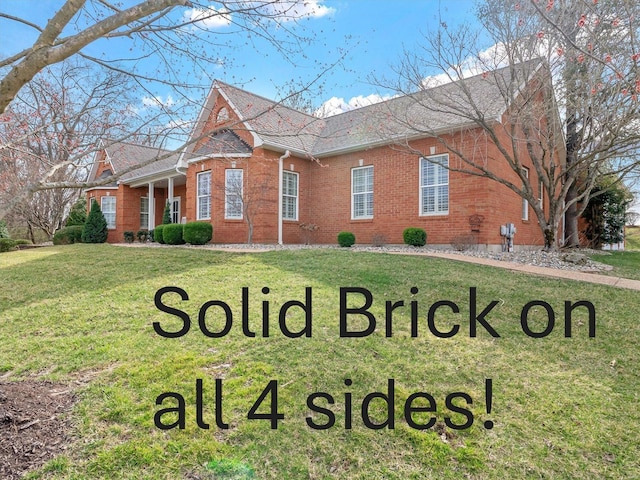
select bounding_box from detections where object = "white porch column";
[148,182,155,230]
[168,177,174,205]
[168,177,174,222]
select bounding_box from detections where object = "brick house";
[87,62,561,250]
[85,141,185,243]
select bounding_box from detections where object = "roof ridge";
[319,59,543,121]
[104,138,172,153]
[215,79,319,120]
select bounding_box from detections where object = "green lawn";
[625,226,640,250]
[589,250,640,281]
[1,244,639,479]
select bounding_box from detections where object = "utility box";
[500,223,516,252]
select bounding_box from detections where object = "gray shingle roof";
[218,81,327,153]
[216,60,541,157]
[102,141,180,181]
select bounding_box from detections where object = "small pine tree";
[0,220,10,239]
[66,197,87,226]
[162,202,172,224]
[82,201,108,243]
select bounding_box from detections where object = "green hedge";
[53,225,84,245]
[337,231,355,247]
[0,238,16,252]
[183,221,212,245]
[163,224,185,245]
[403,227,427,247]
[154,224,165,244]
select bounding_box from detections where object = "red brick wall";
[304,134,548,248]
[182,133,552,248]
[88,183,187,243]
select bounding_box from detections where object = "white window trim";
[140,197,149,230]
[538,179,544,208]
[197,171,211,220]
[419,154,449,216]
[522,167,529,221]
[351,165,374,220]
[225,169,243,220]
[101,196,116,230]
[282,170,299,221]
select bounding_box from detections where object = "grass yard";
[1,244,639,479]
[625,225,640,250]
[588,250,640,281]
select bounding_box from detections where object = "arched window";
[216,107,229,122]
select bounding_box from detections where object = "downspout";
[278,150,291,245]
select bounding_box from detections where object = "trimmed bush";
[137,229,152,242]
[53,225,84,245]
[0,238,16,252]
[403,227,427,247]
[82,201,108,243]
[123,231,135,243]
[183,221,212,245]
[154,224,165,244]
[163,223,185,245]
[337,231,355,247]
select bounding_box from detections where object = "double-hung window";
[225,169,243,219]
[101,196,116,229]
[352,165,373,219]
[522,167,529,221]
[420,155,448,215]
[140,197,149,229]
[197,171,211,220]
[538,179,544,208]
[282,171,298,221]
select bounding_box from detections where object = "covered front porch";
[128,173,188,232]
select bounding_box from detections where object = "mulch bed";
[0,381,75,479]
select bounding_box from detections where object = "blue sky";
[0,0,482,114]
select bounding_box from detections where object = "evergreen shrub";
[183,221,212,245]
[403,227,427,247]
[163,224,185,245]
[337,231,355,247]
[0,239,16,252]
[54,225,84,245]
[154,224,165,244]
[82,201,108,243]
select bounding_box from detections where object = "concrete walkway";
[397,250,640,291]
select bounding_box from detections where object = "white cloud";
[141,94,176,109]
[182,1,333,29]
[260,1,335,21]
[182,6,232,29]
[315,93,394,117]
[420,43,510,89]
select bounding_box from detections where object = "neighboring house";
[87,62,561,250]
